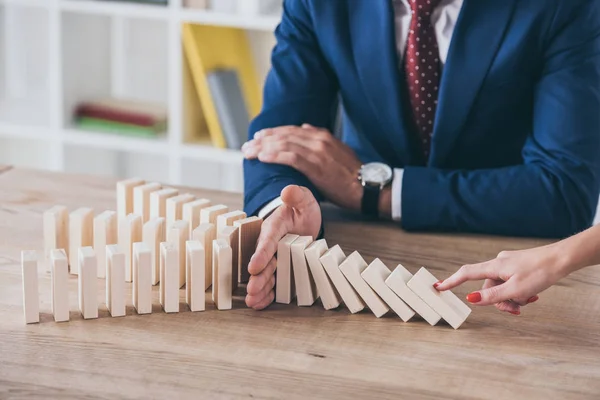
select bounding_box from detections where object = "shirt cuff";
[258,196,284,219]
[392,168,404,222]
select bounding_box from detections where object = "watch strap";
[361,184,380,218]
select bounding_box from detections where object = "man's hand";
[242,124,364,211]
[246,185,321,310]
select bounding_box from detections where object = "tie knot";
[408,0,441,15]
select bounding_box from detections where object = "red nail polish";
[433,280,443,289]
[466,292,482,303]
[509,310,521,315]
[527,296,539,304]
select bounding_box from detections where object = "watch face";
[361,163,393,185]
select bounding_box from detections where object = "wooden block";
[362,259,415,322]
[21,250,39,324]
[78,247,98,319]
[192,223,216,291]
[160,242,180,313]
[216,210,247,233]
[118,214,143,283]
[50,249,69,322]
[133,242,152,315]
[166,193,196,230]
[385,265,441,326]
[291,236,318,307]
[68,207,94,275]
[234,216,262,284]
[133,182,162,223]
[167,220,189,288]
[275,234,298,304]
[143,217,165,286]
[117,178,145,220]
[407,267,472,329]
[304,239,341,310]
[106,245,126,317]
[218,226,239,292]
[212,239,233,310]
[186,240,205,312]
[200,204,229,225]
[149,188,179,220]
[182,199,212,237]
[93,210,117,279]
[319,245,365,314]
[43,205,69,271]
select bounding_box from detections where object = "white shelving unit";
[0,0,280,192]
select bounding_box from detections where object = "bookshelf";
[0,0,280,192]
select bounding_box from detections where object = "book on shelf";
[105,0,168,5]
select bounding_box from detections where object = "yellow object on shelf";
[182,23,262,149]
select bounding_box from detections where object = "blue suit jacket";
[243,0,600,238]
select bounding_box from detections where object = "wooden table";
[1,167,599,400]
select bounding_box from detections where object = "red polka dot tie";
[405,0,442,160]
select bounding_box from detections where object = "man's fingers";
[246,257,277,295]
[281,185,316,212]
[248,210,291,276]
[436,261,499,291]
[246,275,276,310]
[250,290,276,311]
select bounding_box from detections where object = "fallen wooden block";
[362,259,415,322]
[167,220,189,288]
[133,182,162,223]
[192,223,216,291]
[186,240,205,312]
[69,207,94,275]
[166,193,195,230]
[50,249,70,323]
[291,236,318,307]
[119,214,143,283]
[106,244,126,317]
[276,234,298,304]
[143,217,165,286]
[117,178,145,220]
[93,210,117,279]
[212,239,233,310]
[407,267,471,329]
[160,242,180,313]
[21,250,39,324]
[234,216,262,284]
[133,242,152,315]
[43,205,69,272]
[149,188,179,220]
[339,251,388,318]
[304,239,341,310]
[200,204,229,226]
[182,199,212,237]
[78,247,98,320]
[216,210,247,234]
[319,245,365,314]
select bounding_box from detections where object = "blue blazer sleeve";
[243,0,339,216]
[402,3,600,238]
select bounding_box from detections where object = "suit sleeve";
[243,0,339,216]
[401,2,600,238]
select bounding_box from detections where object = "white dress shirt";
[259,0,464,220]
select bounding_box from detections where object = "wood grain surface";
[0,167,599,400]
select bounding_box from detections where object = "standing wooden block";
[216,210,247,233]
[319,245,365,314]
[106,245,126,317]
[200,204,229,225]
[133,242,152,315]
[167,220,189,288]
[149,188,179,220]
[192,223,216,290]
[186,240,205,312]
[50,249,70,322]
[276,234,298,304]
[166,193,196,230]
[69,207,94,275]
[119,214,143,283]
[291,236,318,307]
[407,267,472,329]
[117,178,145,220]
[362,259,415,322]
[182,199,212,236]
[304,239,341,310]
[212,239,233,310]
[78,247,98,320]
[143,217,165,286]
[160,242,180,313]
[133,182,162,223]
[339,251,389,318]
[43,205,69,271]
[93,210,117,279]
[234,216,262,284]
[21,251,39,324]
[218,226,239,292]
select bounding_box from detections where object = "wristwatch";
[358,162,393,217]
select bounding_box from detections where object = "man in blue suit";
[241,0,600,309]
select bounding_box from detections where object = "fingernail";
[527,295,539,304]
[433,280,443,289]
[509,310,521,316]
[466,292,482,303]
[241,141,250,150]
[254,130,265,139]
